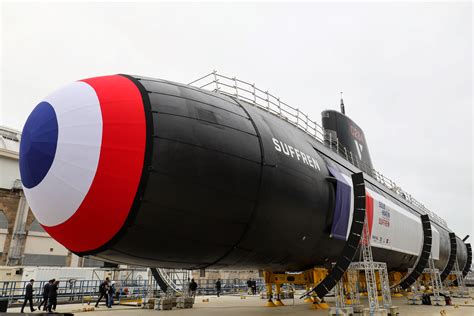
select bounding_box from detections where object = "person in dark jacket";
[188,279,197,298]
[95,277,109,308]
[47,280,59,312]
[38,279,53,311]
[21,279,36,313]
[251,280,257,295]
[246,278,252,294]
[215,279,222,297]
[107,282,116,308]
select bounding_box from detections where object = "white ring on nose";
[23,81,103,227]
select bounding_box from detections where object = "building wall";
[0,157,19,190]
[0,127,21,191]
[23,231,68,266]
[0,229,8,258]
[191,270,260,281]
[0,189,21,265]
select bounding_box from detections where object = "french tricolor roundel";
[19,75,146,253]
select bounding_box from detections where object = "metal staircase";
[147,268,191,298]
[450,260,469,297]
[412,254,445,305]
[157,269,191,294]
[427,255,443,301]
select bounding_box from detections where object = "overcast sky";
[1,2,472,239]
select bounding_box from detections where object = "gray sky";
[1,1,472,239]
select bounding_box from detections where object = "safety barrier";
[0,279,158,307]
[0,276,265,307]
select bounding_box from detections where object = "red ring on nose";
[43,75,147,253]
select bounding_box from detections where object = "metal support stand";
[449,260,469,297]
[347,269,362,313]
[349,262,391,311]
[334,277,346,310]
[379,264,392,310]
[407,254,446,306]
[360,212,380,313]
[333,212,391,315]
[331,277,354,315]
[407,277,423,305]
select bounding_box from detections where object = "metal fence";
[0,277,266,306]
[0,279,159,307]
[189,71,447,228]
[194,278,264,295]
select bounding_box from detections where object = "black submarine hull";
[79,75,468,274]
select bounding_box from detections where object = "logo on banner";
[378,202,391,228]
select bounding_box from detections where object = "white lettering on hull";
[272,137,321,171]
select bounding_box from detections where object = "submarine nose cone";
[20,75,147,253]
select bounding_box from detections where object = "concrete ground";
[6,292,474,315]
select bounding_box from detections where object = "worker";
[20,279,36,313]
[107,281,116,308]
[247,278,252,294]
[215,279,221,297]
[95,277,110,308]
[251,280,257,295]
[47,280,59,312]
[188,279,198,298]
[37,279,53,311]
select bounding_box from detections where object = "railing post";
[329,132,332,150]
[80,281,83,305]
[266,91,270,109]
[296,109,300,126]
[212,70,219,91]
[252,84,256,103]
[278,98,282,115]
[233,77,239,97]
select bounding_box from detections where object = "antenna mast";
[340,92,345,114]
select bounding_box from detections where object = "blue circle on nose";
[20,102,59,189]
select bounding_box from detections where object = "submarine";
[19,73,471,289]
